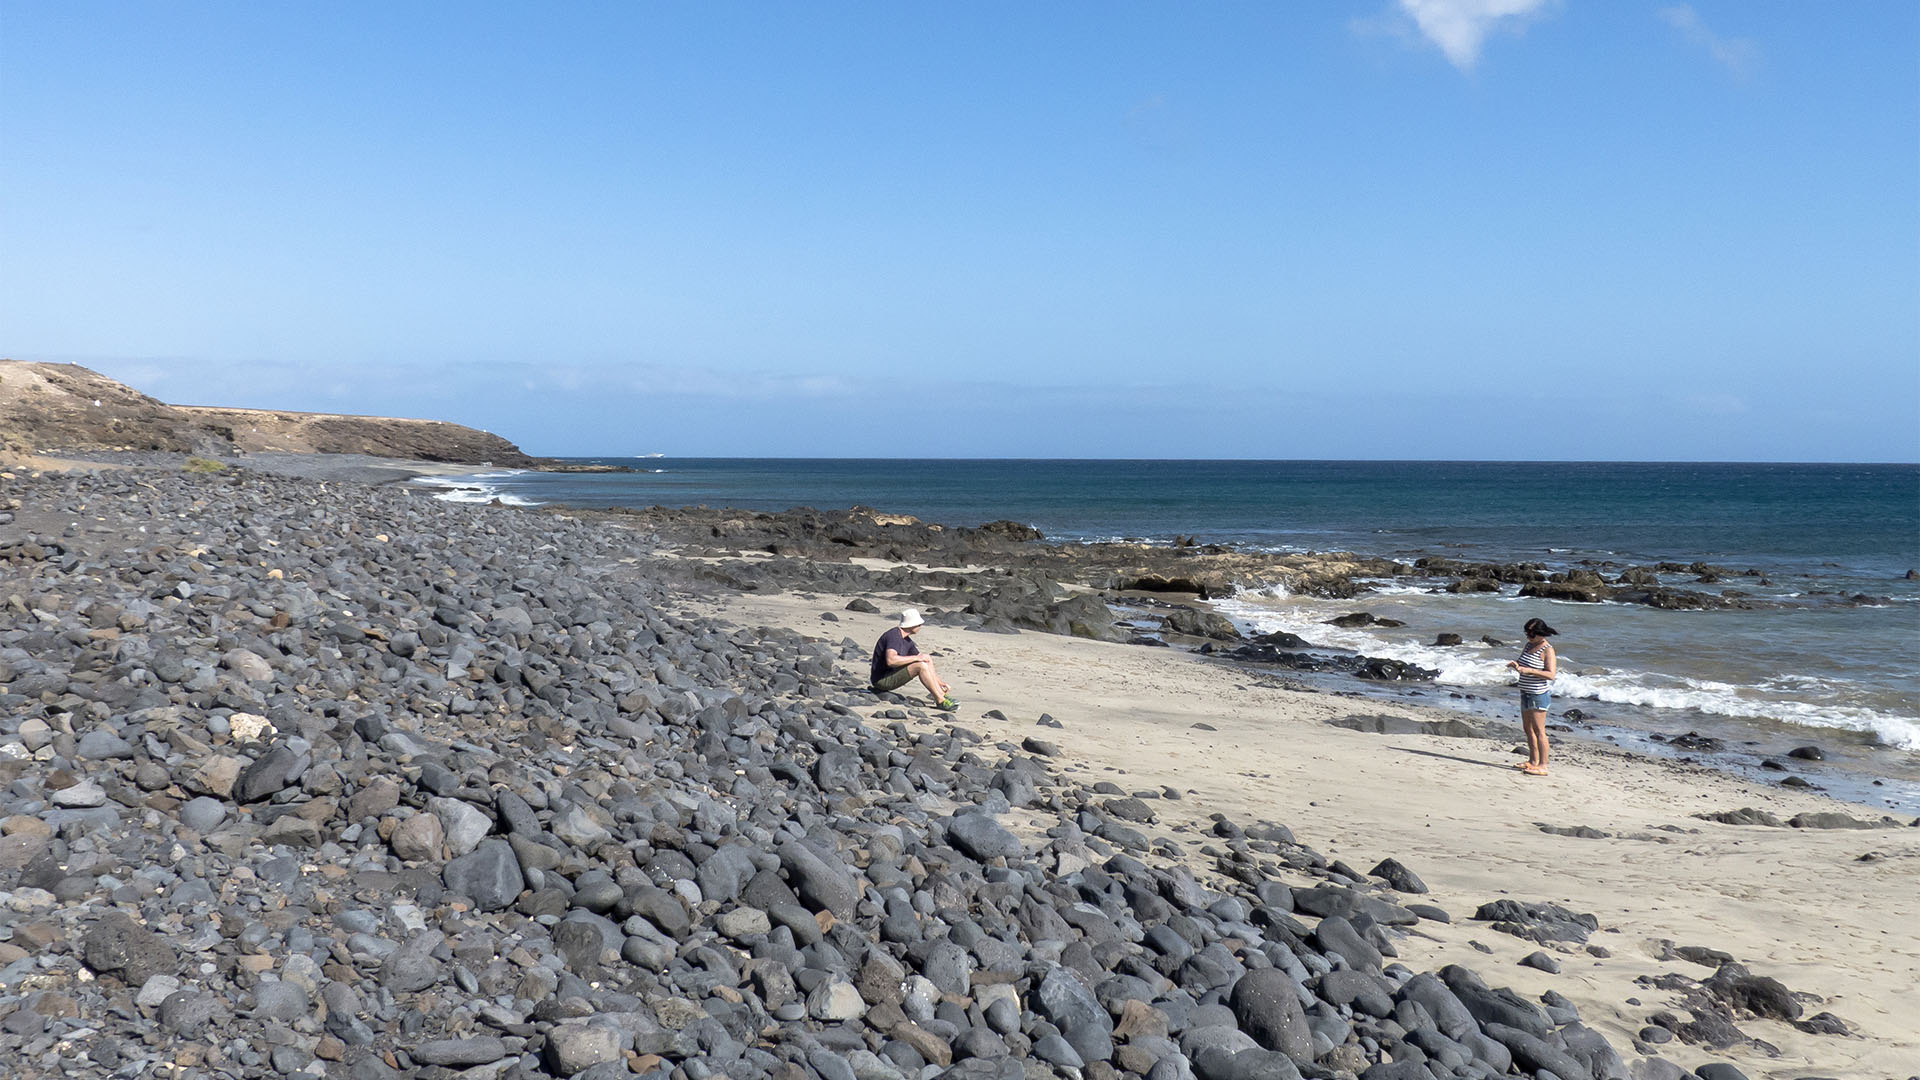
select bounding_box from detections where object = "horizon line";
[532,454,1920,467]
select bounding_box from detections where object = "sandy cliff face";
[0,360,538,465]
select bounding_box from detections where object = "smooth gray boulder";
[776,836,859,918]
[233,743,310,803]
[544,1024,621,1076]
[946,811,1023,861]
[1036,967,1113,1064]
[1228,968,1312,1060]
[429,796,493,856]
[442,840,524,911]
[410,1037,509,1067]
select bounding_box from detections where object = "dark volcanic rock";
[777,836,859,918]
[1326,714,1482,738]
[158,990,217,1036]
[1312,914,1384,971]
[1163,607,1241,640]
[1787,811,1882,830]
[1519,580,1610,603]
[1441,965,1552,1038]
[1035,967,1113,1064]
[1482,1022,1589,1080]
[410,1037,509,1067]
[442,840,524,911]
[1368,857,1428,894]
[1518,950,1561,973]
[83,912,179,986]
[1229,969,1312,1058]
[1668,731,1725,753]
[1704,962,1802,1020]
[1695,807,1784,827]
[1473,899,1599,944]
[232,742,310,803]
[945,811,1023,861]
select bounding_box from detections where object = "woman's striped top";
[1516,643,1553,693]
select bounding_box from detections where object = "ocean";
[414,459,1920,813]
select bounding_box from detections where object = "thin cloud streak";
[1659,5,1761,79]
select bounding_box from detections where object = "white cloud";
[619,365,857,402]
[1659,5,1760,79]
[1394,0,1552,70]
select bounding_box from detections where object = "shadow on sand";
[1393,746,1516,771]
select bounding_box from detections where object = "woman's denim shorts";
[1520,690,1552,713]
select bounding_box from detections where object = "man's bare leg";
[913,660,949,703]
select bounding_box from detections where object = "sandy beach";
[2,459,1910,1080]
[698,588,1920,1080]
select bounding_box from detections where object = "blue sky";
[3,1,1915,460]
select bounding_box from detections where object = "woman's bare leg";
[1523,710,1549,772]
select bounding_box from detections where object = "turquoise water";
[417,459,1920,807]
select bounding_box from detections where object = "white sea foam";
[1211,593,1920,750]
[1557,670,1919,750]
[1354,581,1440,597]
[1213,595,1511,685]
[409,472,538,507]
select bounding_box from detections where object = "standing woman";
[1507,618,1559,776]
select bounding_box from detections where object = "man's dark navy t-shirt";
[870,627,918,684]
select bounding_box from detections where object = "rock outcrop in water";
[598,505,1410,603]
[608,507,1800,616]
[0,461,1765,1079]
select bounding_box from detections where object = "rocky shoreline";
[571,504,1920,800]
[0,459,1860,1080]
[584,505,1894,622]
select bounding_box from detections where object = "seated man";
[869,608,955,710]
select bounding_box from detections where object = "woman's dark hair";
[1523,618,1558,638]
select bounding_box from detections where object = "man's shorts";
[872,666,918,693]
